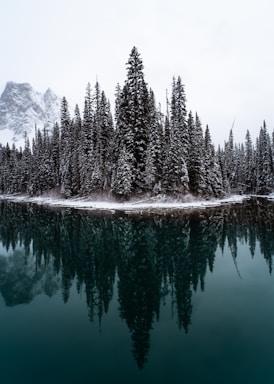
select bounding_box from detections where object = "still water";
[0,198,274,384]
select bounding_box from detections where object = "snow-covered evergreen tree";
[244,130,255,193]
[99,91,114,190]
[144,89,163,193]
[50,122,61,188]
[224,129,237,192]
[112,84,135,196]
[60,97,73,197]
[90,84,114,191]
[79,83,94,195]
[20,134,32,193]
[204,125,224,197]
[188,112,207,195]
[125,46,149,191]
[256,121,273,194]
[161,95,171,193]
[70,104,81,195]
[167,76,189,194]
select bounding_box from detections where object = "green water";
[0,198,274,384]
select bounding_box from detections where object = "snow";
[0,82,65,147]
[0,128,19,147]
[268,193,274,200]
[0,193,249,214]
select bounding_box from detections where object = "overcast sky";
[1,0,274,146]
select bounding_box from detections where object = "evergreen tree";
[161,97,171,193]
[256,121,273,194]
[70,105,82,195]
[125,46,150,191]
[99,91,114,190]
[168,76,189,194]
[60,97,73,197]
[144,89,163,193]
[20,133,31,193]
[188,112,206,195]
[90,84,114,191]
[234,143,245,193]
[112,84,134,197]
[244,130,255,193]
[204,125,224,197]
[50,123,61,188]
[79,83,94,195]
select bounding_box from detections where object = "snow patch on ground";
[0,193,250,214]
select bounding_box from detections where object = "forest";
[0,47,273,198]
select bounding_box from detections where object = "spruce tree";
[144,89,163,193]
[224,129,236,192]
[168,76,189,194]
[60,97,73,197]
[70,104,82,195]
[51,123,61,188]
[204,125,224,197]
[244,130,255,193]
[79,83,94,195]
[125,46,149,192]
[188,112,206,195]
[256,121,273,194]
[112,84,134,197]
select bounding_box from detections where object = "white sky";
[1,0,274,146]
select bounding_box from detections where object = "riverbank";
[0,192,254,213]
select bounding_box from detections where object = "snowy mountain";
[0,81,62,147]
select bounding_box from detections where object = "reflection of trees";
[117,220,160,369]
[0,198,274,367]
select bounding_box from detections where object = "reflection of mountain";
[0,198,274,368]
[0,249,60,306]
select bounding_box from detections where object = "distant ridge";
[0,81,62,146]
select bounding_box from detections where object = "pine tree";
[188,112,207,195]
[167,76,189,194]
[112,84,134,196]
[161,96,171,193]
[78,83,93,195]
[144,89,163,193]
[60,97,73,197]
[244,130,255,193]
[90,84,114,192]
[114,145,134,198]
[204,125,224,197]
[99,91,114,190]
[70,104,82,195]
[224,129,236,192]
[20,133,31,193]
[50,122,61,188]
[234,143,245,193]
[125,46,150,192]
[256,121,273,194]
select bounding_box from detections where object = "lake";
[0,198,274,384]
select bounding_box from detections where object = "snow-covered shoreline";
[0,193,256,213]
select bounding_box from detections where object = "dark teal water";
[0,198,274,384]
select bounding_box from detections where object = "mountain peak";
[0,81,62,146]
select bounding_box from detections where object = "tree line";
[0,47,273,198]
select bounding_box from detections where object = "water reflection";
[0,198,274,369]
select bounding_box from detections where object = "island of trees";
[0,47,273,198]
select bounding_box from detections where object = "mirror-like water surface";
[0,198,274,384]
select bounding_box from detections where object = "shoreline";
[0,193,273,214]
[0,193,254,213]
